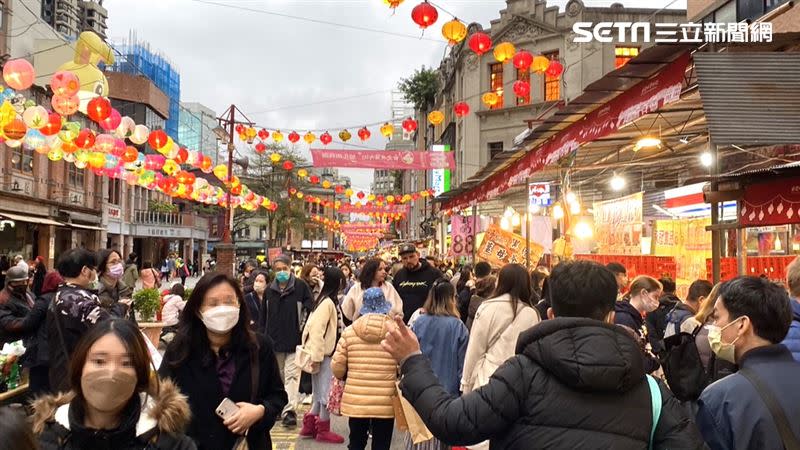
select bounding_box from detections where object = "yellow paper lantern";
[272,130,284,143]
[441,18,467,45]
[345,188,353,197]
[47,148,64,161]
[162,159,179,175]
[213,164,228,180]
[368,194,376,202]
[531,55,550,74]
[482,92,500,107]
[493,42,516,63]
[270,152,281,163]
[322,180,331,189]
[0,100,16,127]
[88,151,106,169]
[380,122,393,138]
[339,129,352,142]
[296,192,304,199]
[297,168,308,178]
[427,110,445,126]
[303,131,316,144]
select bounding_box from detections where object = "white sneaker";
[302,394,312,405]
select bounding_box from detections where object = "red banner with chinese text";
[444,52,691,210]
[311,149,456,170]
[338,204,410,214]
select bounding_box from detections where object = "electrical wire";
[189,0,447,43]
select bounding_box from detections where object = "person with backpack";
[696,276,800,450]
[664,280,714,340]
[382,260,706,449]
[646,278,681,357]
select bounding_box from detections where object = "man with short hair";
[49,248,127,392]
[259,254,314,427]
[393,244,442,323]
[664,279,714,339]
[474,261,491,281]
[782,256,800,361]
[696,276,800,449]
[606,262,628,299]
[383,260,705,449]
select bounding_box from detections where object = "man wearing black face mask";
[0,266,48,361]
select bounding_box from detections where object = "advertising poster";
[593,192,643,255]
[476,224,545,268]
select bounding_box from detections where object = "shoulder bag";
[739,366,800,450]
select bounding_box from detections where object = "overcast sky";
[105,0,686,192]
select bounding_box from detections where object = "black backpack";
[660,325,710,402]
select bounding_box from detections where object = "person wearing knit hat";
[360,287,392,315]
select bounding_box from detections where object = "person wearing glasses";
[48,248,130,393]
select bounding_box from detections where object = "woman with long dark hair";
[341,258,403,321]
[455,266,474,323]
[405,279,469,450]
[300,264,323,299]
[95,249,134,321]
[159,272,287,449]
[297,267,346,443]
[462,264,540,394]
[32,256,47,297]
[33,319,195,449]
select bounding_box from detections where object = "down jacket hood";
[515,317,645,393]
[352,313,393,343]
[32,378,191,438]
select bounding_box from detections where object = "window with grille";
[489,63,504,109]
[107,178,121,205]
[615,47,639,69]
[543,51,560,102]
[516,68,531,105]
[12,146,33,173]
[68,164,84,188]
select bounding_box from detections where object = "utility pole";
[216,104,253,276]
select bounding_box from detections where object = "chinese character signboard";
[528,183,552,208]
[476,224,545,268]
[593,192,643,255]
[450,214,475,257]
[654,218,711,297]
[571,22,772,44]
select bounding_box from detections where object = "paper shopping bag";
[394,382,433,444]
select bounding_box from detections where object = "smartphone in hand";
[215,398,240,420]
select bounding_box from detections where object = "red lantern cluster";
[468,32,492,56]
[545,60,564,77]
[86,97,111,122]
[402,117,418,133]
[411,1,438,29]
[513,80,530,98]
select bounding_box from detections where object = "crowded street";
[1,0,800,449]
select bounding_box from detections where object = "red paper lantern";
[231,184,243,196]
[75,128,96,149]
[288,131,300,143]
[148,130,168,149]
[309,175,320,184]
[335,185,345,194]
[411,1,438,29]
[86,97,112,122]
[468,32,492,56]
[40,112,62,136]
[255,142,266,153]
[545,60,564,77]
[257,128,269,140]
[513,50,534,70]
[235,124,245,134]
[513,80,530,98]
[454,102,470,118]
[356,191,365,200]
[175,147,189,164]
[358,127,371,141]
[121,146,139,163]
[320,132,332,145]
[176,171,195,185]
[283,160,295,171]
[402,117,418,133]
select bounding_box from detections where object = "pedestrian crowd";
[0,243,799,450]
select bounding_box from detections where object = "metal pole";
[710,140,721,283]
[472,204,478,263]
[221,106,235,245]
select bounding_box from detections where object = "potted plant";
[133,288,162,322]
[133,288,163,347]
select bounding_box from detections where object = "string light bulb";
[700,151,713,167]
[500,217,511,231]
[511,213,521,227]
[610,173,626,191]
[574,221,593,240]
[553,204,564,220]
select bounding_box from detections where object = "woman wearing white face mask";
[159,272,288,450]
[615,275,663,374]
[33,318,196,449]
[244,271,269,332]
[96,249,135,321]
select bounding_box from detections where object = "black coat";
[646,293,681,356]
[399,317,707,450]
[258,275,314,352]
[159,333,288,450]
[0,287,47,367]
[615,300,661,374]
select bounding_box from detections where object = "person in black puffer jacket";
[383,260,706,450]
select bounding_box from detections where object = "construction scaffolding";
[106,31,181,137]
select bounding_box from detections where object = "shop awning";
[0,212,64,226]
[694,53,800,145]
[67,223,106,231]
[442,45,695,210]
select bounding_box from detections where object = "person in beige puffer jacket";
[332,287,398,450]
